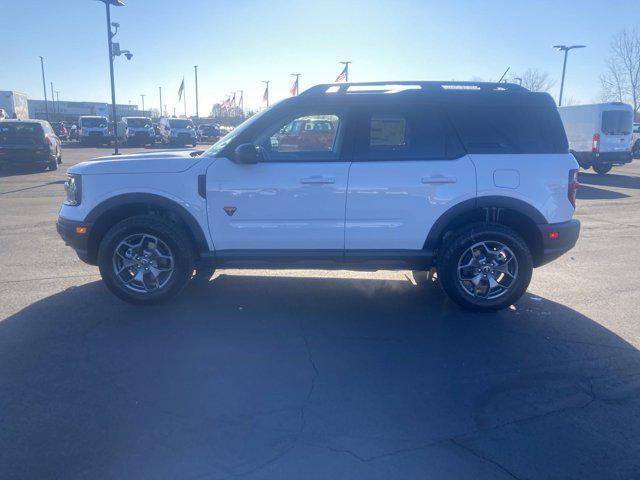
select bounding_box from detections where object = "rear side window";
[601,110,633,135]
[355,107,464,160]
[447,105,568,154]
[0,123,44,145]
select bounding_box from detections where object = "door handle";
[300,176,335,185]
[421,175,457,184]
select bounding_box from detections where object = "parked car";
[558,103,634,175]
[57,81,580,311]
[197,124,221,142]
[51,122,68,141]
[121,117,155,146]
[0,119,62,171]
[0,108,8,120]
[78,116,111,146]
[632,122,640,158]
[158,117,197,146]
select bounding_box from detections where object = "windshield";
[0,122,44,145]
[168,119,194,129]
[204,109,271,156]
[127,118,152,128]
[601,110,633,135]
[81,118,108,128]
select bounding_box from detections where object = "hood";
[69,150,203,175]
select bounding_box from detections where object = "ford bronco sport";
[57,81,580,311]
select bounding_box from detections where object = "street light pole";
[339,61,351,82]
[140,94,145,114]
[50,82,55,119]
[291,73,301,95]
[262,80,270,107]
[194,65,199,118]
[39,56,49,121]
[554,44,586,106]
[55,91,60,119]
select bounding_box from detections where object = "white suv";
[57,82,580,311]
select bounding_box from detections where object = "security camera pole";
[98,0,126,155]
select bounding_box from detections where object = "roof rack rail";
[300,81,528,96]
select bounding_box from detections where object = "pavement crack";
[450,438,522,479]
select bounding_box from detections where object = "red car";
[274,118,335,152]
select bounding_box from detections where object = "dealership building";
[28,99,152,124]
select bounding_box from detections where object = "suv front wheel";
[437,224,533,312]
[98,215,194,304]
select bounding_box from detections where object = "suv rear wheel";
[437,224,533,312]
[97,215,194,304]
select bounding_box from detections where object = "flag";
[262,85,269,103]
[335,65,348,82]
[230,92,236,107]
[290,77,298,96]
[178,78,184,101]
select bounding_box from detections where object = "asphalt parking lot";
[1,146,640,479]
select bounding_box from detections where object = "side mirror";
[234,143,259,164]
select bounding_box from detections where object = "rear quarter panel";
[471,153,578,224]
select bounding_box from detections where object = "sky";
[1,0,639,116]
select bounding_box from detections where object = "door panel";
[206,158,349,250]
[345,157,476,250]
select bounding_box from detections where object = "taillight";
[568,169,579,208]
[44,134,52,145]
[592,133,600,153]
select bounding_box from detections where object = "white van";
[122,117,155,146]
[159,117,197,147]
[78,116,111,146]
[558,103,634,174]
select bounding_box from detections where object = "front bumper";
[56,216,94,264]
[573,151,632,166]
[536,219,581,266]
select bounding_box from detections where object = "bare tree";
[601,28,640,115]
[513,69,555,92]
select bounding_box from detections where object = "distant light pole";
[339,61,351,82]
[237,90,244,117]
[50,82,55,119]
[262,80,270,107]
[194,65,199,118]
[55,91,60,119]
[554,44,586,106]
[291,73,301,95]
[159,86,163,118]
[140,94,145,114]
[39,56,49,121]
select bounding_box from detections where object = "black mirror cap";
[234,143,258,164]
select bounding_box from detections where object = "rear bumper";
[573,151,632,166]
[0,148,52,164]
[56,216,95,264]
[536,219,580,267]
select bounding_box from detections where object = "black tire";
[191,266,216,286]
[57,152,63,165]
[437,224,533,312]
[633,140,640,158]
[593,164,612,175]
[48,154,58,171]
[98,215,195,304]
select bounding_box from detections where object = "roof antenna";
[497,66,510,83]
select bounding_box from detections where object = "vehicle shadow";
[1,274,639,479]
[0,165,53,178]
[577,184,630,200]
[579,171,640,190]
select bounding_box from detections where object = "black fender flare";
[424,196,547,251]
[85,193,210,253]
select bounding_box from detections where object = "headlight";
[64,174,82,206]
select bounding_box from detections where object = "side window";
[447,105,568,154]
[257,113,343,161]
[356,107,462,160]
